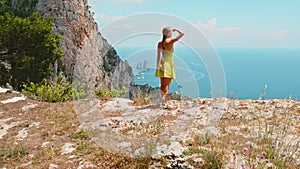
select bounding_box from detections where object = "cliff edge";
[35,0,133,90]
[1,87,299,168]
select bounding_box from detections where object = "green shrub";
[0,145,28,159]
[75,141,92,156]
[22,75,87,102]
[0,12,63,90]
[70,130,91,140]
[0,0,38,18]
[95,85,127,98]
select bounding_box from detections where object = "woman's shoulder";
[157,41,162,48]
[165,38,177,44]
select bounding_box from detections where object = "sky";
[88,0,300,49]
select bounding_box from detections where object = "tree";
[0,12,63,89]
[0,0,38,18]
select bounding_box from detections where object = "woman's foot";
[161,100,168,109]
[162,102,177,110]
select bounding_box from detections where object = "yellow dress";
[155,52,175,82]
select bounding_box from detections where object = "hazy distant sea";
[116,47,300,100]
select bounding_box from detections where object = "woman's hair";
[162,35,167,50]
[162,27,171,50]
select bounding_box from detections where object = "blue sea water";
[116,47,300,100]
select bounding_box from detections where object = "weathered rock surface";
[35,0,133,89]
[1,87,300,168]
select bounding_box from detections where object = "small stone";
[42,141,50,148]
[0,96,26,104]
[77,161,97,169]
[49,163,58,169]
[61,143,76,155]
[68,155,77,159]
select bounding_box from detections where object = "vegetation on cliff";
[0,0,63,89]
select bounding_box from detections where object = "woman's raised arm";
[172,28,184,41]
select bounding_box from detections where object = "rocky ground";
[0,87,299,169]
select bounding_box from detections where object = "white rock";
[116,142,132,153]
[0,118,19,139]
[61,143,76,155]
[101,98,134,112]
[16,128,28,140]
[22,103,38,111]
[77,161,97,169]
[0,87,10,93]
[42,141,51,148]
[201,126,220,137]
[1,96,26,104]
[193,156,204,163]
[68,155,77,159]
[49,163,58,169]
[153,142,184,158]
[29,122,41,128]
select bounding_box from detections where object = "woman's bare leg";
[163,78,172,102]
[160,77,172,105]
[160,77,165,103]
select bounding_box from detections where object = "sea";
[115,47,300,100]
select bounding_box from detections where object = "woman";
[155,27,184,106]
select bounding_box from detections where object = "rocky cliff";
[1,87,300,168]
[34,0,133,90]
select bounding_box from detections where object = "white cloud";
[93,13,297,48]
[194,18,297,48]
[196,18,217,31]
[219,27,242,33]
[195,18,243,34]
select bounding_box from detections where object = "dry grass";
[181,100,300,169]
[132,95,150,106]
[0,95,152,168]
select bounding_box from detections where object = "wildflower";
[266,162,274,168]
[280,152,286,157]
[243,146,248,151]
[271,144,276,148]
[266,159,270,163]
[228,164,235,169]
[261,151,267,156]
[231,140,238,145]
[258,153,266,159]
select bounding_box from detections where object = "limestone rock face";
[35,0,133,89]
